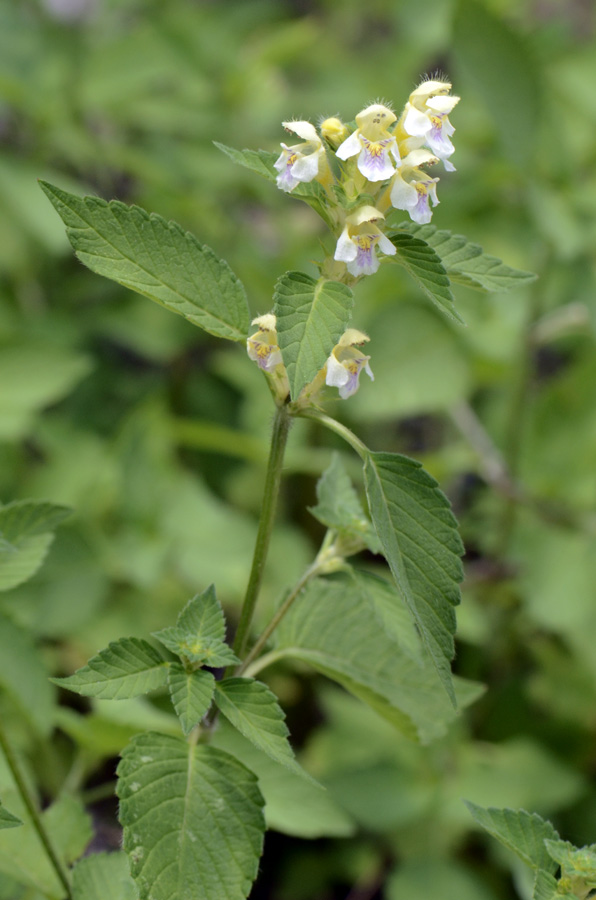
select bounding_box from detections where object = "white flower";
[246,313,283,371]
[274,121,325,192]
[325,329,374,399]
[336,104,400,182]
[390,148,440,224]
[334,206,396,276]
[403,79,459,171]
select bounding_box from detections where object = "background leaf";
[0,614,55,735]
[364,452,463,702]
[40,181,250,342]
[52,637,168,699]
[72,852,138,900]
[117,731,265,900]
[273,271,354,399]
[0,804,22,830]
[0,500,70,592]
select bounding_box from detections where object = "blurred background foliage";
[1,0,596,897]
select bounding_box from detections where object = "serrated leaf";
[212,721,355,839]
[0,804,22,829]
[363,451,463,702]
[397,221,537,292]
[168,664,215,735]
[532,869,575,900]
[544,839,596,885]
[214,678,313,782]
[155,628,240,666]
[39,181,249,342]
[388,233,463,323]
[273,271,354,399]
[117,731,265,900]
[0,614,55,735]
[465,802,560,873]
[52,637,168,699]
[272,574,481,743]
[72,852,138,900]
[0,500,71,592]
[309,453,380,553]
[214,143,330,205]
[177,585,226,643]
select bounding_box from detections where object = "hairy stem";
[232,402,292,660]
[0,721,72,899]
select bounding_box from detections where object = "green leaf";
[388,233,463,323]
[309,453,380,554]
[72,852,138,900]
[0,804,21,830]
[177,584,226,643]
[396,221,537,292]
[167,664,215,736]
[465,802,560,873]
[214,143,278,183]
[0,793,91,898]
[272,573,480,743]
[153,586,239,665]
[544,839,596,885]
[532,869,576,900]
[39,181,250,343]
[386,859,499,900]
[0,614,55,735]
[214,678,313,782]
[273,271,354,400]
[212,721,355,839]
[52,638,168,699]
[0,500,71,592]
[117,731,265,900]
[452,0,541,164]
[363,452,463,702]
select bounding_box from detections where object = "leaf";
[309,453,380,553]
[214,678,313,782]
[465,802,560,873]
[532,870,577,900]
[153,586,239,665]
[0,342,91,441]
[0,804,22,830]
[0,614,55,735]
[452,0,541,164]
[363,451,463,702]
[0,793,91,898]
[396,221,537,292]
[39,181,250,343]
[272,574,480,743]
[388,233,463,323]
[212,721,355,839]
[544,839,596,885]
[0,500,71,592]
[52,638,168,700]
[117,731,265,900]
[72,852,138,900]
[167,664,215,736]
[273,271,354,400]
[214,143,278,183]
[177,584,226,643]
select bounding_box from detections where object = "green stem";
[232,403,292,660]
[237,555,323,676]
[296,407,369,460]
[0,721,72,899]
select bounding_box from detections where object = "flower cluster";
[274,79,459,278]
[247,315,373,403]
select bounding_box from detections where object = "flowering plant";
[0,77,541,900]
